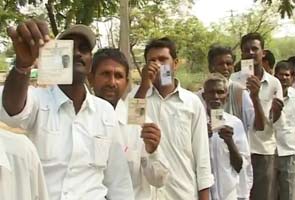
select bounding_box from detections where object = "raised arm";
[247,75,265,131]
[134,62,159,99]
[3,20,49,116]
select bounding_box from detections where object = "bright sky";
[193,0,254,26]
[193,0,295,37]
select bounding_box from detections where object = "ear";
[173,58,179,70]
[262,50,266,59]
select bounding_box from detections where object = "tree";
[255,0,295,18]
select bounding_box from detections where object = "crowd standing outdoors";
[1,18,295,200]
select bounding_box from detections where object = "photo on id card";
[127,98,146,125]
[38,40,73,85]
[211,109,225,131]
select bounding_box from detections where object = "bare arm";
[134,62,159,99]
[198,188,210,200]
[3,20,49,116]
[247,76,265,131]
[250,95,265,131]
[219,126,243,173]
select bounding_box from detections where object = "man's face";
[275,69,293,89]
[62,34,92,84]
[90,59,128,107]
[211,54,234,79]
[146,47,177,86]
[203,80,228,110]
[241,39,264,68]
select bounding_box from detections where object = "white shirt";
[195,80,254,134]
[0,85,134,200]
[230,70,284,155]
[143,82,214,200]
[275,87,295,156]
[0,129,49,200]
[209,112,251,200]
[115,99,169,200]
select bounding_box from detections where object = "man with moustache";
[88,48,169,200]
[202,73,250,200]
[274,61,295,200]
[134,37,214,200]
[0,20,133,200]
[230,32,285,200]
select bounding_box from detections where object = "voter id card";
[211,109,225,131]
[160,64,172,86]
[127,98,146,125]
[38,40,73,85]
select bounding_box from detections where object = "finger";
[141,131,161,141]
[7,27,20,43]
[143,138,159,146]
[26,20,45,46]
[17,22,34,46]
[35,19,50,41]
[142,123,160,130]
[142,126,161,135]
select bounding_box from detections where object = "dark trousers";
[251,154,277,200]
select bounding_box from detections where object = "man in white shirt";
[0,128,48,200]
[88,48,169,200]
[230,32,284,200]
[274,61,295,200]
[198,46,254,199]
[197,45,255,134]
[1,19,134,200]
[202,73,250,200]
[135,37,214,200]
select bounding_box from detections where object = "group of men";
[0,19,295,200]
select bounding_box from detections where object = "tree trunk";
[45,0,58,36]
[119,0,132,99]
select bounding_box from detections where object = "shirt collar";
[147,79,186,102]
[0,138,12,172]
[51,85,96,113]
[260,69,270,83]
[286,87,295,98]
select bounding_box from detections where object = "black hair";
[263,50,276,69]
[144,37,177,62]
[207,45,235,72]
[240,32,265,49]
[287,56,295,69]
[91,48,129,77]
[274,60,294,75]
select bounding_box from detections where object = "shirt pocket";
[34,128,60,161]
[168,110,192,148]
[91,136,111,169]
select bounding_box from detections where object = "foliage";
[255,0,295,18]
[268,37,295,61]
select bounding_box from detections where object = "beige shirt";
[143,82,214,200]
[0,129,49,200]
[231,70,284,155]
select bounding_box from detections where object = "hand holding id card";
[38,40,73,85]
[210,109,225,131]
[128,98,146,125]
[240,59,254,87]
[160,64,172,86]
